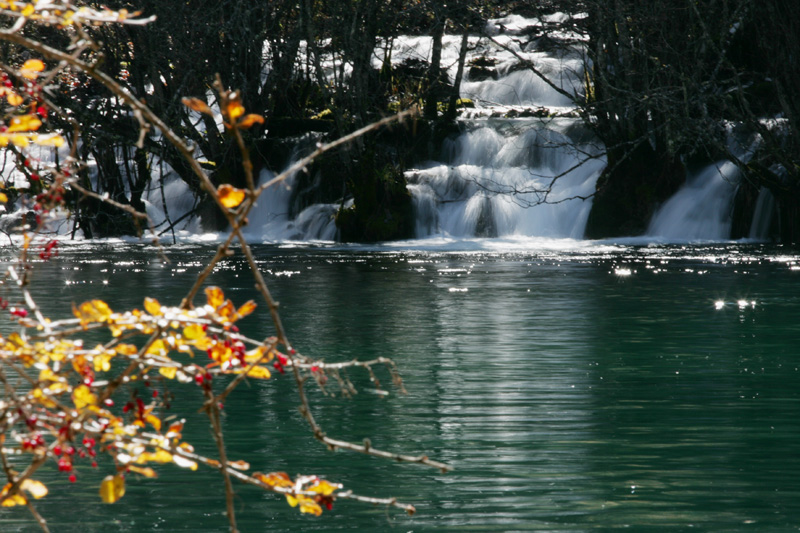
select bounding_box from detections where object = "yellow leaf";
[20,479,48,499]
[205,286,225,309]
[183,324,205,340]
[159,366,177,379]
[145,413,162,432]
[299,498,323,516]
[115,344,139,356]
[0,193,7,203]
[243,365,271,379]
[20,59,45,80]
[193,336,214,350]
[74,300,112,323]
[244,346,272,364]
[33,133,65,147]
[6,114,41,133]
[237,114,264,129]
[309,479,341,497]
[181,97,212,115]
[236,300,257,318]
[217,184,246,209]
[8,134,29,147]
[145,339,167,356]
[137,449,172,464]
[32,388,56,408]
[6,92,23,106]
[73,384,97,410]
[21,4,34,17]
[93,353,113,372]
[99,475,125,504]
[285,494,299,507]
[1,494,26,507]
[143,297,162,316]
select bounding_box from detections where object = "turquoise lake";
[2,240,799,531]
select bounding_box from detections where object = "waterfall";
[389,13,603,240]
[407,119,604,239]
[646,161,740,241]
[242,13,763,244]
[245,168,338,242]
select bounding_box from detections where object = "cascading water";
[646,161,741,241]
[407,119,604,239]
[242,13,606,243]
[246,137,339,241]
[222,15,775,243]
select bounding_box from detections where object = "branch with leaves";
[0,4,448,532]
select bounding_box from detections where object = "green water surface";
[2,242,799,532]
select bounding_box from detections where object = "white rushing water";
[0,14,774,245]
[248,13,608,243]
[246,13,772,244]
[646,161,740,241]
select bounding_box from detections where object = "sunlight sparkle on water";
[714,300,725,310]
[737,299,756,309]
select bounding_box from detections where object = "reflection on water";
[2,242,799,531]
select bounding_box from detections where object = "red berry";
[68,473,76,483]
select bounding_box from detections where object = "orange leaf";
[20,59,45,80]
[127,465,158,478]
[226,100,245,121]
[236,300,257,318]
[254,471,293,489]
[181,97,212,115]
[237,114,264,129]
[217,184,246,209]
[205,286,225,308]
